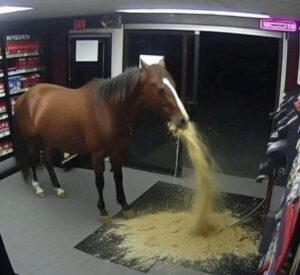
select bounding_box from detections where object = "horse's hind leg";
[27,141,46,198]
[43,143,67,198]
[31,165,46,198]
[92,152,110,221]
[110,151,133,218]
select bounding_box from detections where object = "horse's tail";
[12,116,31,181]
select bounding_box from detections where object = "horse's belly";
[50,137,88,154]
[39,123,88,154]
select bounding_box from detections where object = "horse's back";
[15,83,96,153]
[14,84,53,138]
[15,81,122,155]
[16,83,74,124]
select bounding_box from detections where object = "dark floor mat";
[75,182,262,274]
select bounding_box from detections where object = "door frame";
[123,23,287,176]
[68,34,111,87]
[123,29,194,176]
[124,23,286,108]
[69,27,124,79]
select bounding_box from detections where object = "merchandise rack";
[0,43,12,161]
[257,89,300,274]
[0,34,44,162]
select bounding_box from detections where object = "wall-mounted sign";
[73,19,85,30]
[139,54,164,67]
[260,19,297,32]
[75,40,98,62]
[6,34,30,41]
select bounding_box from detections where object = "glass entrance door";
[193,32,280,178]
[124,28,281,178]
[123,30,195,175]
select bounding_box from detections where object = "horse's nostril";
[180,118,188,127]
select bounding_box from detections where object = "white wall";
[110,26,124,77]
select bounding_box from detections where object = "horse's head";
[140,60,189,128]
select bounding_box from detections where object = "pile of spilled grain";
[109,211,257,266]
[108,122,258,266]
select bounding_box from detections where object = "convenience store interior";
[0,1,300,275]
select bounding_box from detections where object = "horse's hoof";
[99,215,112,224]
[36,191,46,198]
[122,209,136,219]
[57,192,68,199]
[55,188,68,199]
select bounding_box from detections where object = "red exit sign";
[73,19,85,30]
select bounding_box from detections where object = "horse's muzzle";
[172,116,189,129]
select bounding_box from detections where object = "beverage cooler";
[0,33,45,178]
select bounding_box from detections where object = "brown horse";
[14,61,189,218]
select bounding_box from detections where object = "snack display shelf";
[1,148,13,156]
[0,113,8,120]
[10,87,29,96]
[8,67,40,76]
[0,130,10,139]
[6,52,39,59]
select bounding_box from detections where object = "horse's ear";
[140,60,152,81]
[158,58,165,67]
[141,60,151,72]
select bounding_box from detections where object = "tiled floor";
[0,167,283,275]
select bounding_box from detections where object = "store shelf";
[0,130,10,139]
[0,34,44,165]
[8,67,40,76]
[0,113,8,121]
[0,151,14,163]
[0,148,14,157]
[6,52,40,59]
[10,87,29,96]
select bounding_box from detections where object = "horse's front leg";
[110,152,133,217]
[92,152,109,219]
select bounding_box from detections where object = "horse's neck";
[88,82,143,134]
[118,94,143,126]
[90,92,143,135]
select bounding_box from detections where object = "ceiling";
[1,0,300,22]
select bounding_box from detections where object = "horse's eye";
[158,88,164,95]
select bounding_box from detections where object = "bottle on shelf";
[10,98,16,115]
[0,82,4,96]
[11,57,40,72]
[0,101,7,113]
[0,141,13,156]
[6,40,40,56]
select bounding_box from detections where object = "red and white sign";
[73,19,86,30]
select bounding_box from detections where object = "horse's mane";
[87,67,142,103]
